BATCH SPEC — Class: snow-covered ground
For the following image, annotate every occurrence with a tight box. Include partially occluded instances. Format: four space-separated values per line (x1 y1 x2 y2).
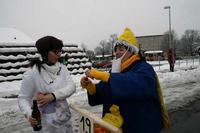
0 59 200 132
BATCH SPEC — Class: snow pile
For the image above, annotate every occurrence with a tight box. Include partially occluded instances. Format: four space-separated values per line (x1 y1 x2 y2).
158 67 200 111
0 27 34 44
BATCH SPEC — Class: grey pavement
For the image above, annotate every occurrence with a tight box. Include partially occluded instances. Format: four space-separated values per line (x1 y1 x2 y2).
161 99 200 133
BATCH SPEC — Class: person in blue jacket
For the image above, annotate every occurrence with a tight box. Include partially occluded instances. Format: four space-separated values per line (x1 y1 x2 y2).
81 27 170 133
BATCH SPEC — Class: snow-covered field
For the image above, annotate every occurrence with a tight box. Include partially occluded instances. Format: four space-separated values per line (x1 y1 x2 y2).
0 59 200 133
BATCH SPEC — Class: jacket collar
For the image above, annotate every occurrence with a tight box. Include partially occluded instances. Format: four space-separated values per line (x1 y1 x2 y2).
120 54 140 72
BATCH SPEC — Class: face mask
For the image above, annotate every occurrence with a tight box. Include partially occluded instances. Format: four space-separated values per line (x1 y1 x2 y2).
111 50 128 73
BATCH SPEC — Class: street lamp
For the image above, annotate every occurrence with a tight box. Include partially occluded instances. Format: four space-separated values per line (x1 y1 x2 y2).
164 6 172 49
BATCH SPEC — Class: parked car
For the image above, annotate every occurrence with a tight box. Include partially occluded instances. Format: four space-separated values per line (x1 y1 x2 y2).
94 60 112 69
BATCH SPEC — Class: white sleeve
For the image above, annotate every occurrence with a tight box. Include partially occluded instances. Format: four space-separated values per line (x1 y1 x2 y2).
18 70 35 118
53 67 76 100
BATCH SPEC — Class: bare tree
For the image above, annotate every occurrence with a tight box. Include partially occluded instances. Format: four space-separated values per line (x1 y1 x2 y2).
95 40 107 59
162 30 178 55
180 29 200 56
81 43 87 52
80 43 95 61
109 34 118 58
86 50 95 60
94 46 102 55
94 33 118 57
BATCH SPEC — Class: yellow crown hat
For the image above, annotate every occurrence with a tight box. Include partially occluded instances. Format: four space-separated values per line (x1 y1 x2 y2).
115 27 139 54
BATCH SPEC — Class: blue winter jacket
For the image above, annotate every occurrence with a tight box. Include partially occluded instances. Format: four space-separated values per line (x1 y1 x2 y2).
88 60 163 133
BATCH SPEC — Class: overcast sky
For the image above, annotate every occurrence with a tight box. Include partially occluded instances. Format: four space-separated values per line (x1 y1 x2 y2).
0 0 199 50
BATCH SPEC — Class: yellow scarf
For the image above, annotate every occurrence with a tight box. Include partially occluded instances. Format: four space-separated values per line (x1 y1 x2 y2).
156 76 171 129
121 54 140 72
121 54 170 129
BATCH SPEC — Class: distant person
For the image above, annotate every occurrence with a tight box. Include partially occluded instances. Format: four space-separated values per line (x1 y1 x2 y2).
18 36 76 133
167 49 175 72
81 27 170 133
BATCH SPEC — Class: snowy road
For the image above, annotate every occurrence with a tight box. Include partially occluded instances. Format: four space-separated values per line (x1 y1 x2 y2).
0 81 200 133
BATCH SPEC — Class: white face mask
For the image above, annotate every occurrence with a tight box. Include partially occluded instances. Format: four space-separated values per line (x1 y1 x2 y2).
111 50 128 73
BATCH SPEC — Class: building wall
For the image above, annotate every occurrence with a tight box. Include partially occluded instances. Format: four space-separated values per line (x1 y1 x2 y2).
137 35 164 51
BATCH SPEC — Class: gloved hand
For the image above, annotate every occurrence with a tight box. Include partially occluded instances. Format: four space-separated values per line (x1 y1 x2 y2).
80 77 96 95
85 68 110 82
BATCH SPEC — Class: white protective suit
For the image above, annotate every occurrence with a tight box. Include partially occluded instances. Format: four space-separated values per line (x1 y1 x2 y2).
18 62 76 133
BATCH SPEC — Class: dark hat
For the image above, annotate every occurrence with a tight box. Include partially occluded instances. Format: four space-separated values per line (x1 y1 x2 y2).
35 36 63 56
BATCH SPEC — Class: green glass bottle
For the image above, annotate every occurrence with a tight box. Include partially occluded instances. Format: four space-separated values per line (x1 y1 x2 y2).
32 100 42 131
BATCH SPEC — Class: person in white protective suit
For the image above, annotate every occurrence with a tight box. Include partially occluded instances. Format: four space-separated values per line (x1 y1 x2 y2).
18 36 76 133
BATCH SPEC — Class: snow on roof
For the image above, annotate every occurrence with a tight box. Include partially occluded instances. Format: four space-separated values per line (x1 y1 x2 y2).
144 50 163 54
95 54 112 58
0 27 34 44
